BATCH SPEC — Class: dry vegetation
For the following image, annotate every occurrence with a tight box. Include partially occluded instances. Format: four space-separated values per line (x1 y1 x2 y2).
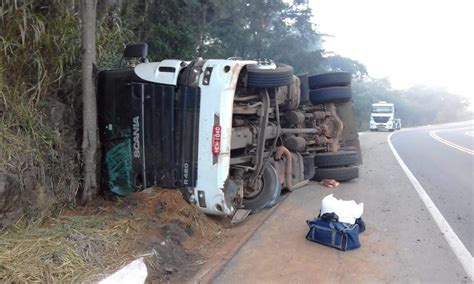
0 189 223 282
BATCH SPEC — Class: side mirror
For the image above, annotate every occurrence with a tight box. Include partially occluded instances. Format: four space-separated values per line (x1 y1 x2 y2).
123 43 148 59
120 43 149 67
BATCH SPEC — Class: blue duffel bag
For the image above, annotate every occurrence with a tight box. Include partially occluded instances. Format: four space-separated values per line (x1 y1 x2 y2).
306 215 361 251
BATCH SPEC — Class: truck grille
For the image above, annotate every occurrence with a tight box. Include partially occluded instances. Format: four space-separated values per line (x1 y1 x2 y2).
130 83 201 189
98 70 201 194
373 116 389 123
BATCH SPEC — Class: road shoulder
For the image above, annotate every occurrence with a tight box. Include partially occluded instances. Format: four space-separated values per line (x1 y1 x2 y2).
213 132 469 283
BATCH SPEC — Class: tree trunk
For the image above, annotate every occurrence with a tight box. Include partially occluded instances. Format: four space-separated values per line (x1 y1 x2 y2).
80 0 98 204
197 0 208 56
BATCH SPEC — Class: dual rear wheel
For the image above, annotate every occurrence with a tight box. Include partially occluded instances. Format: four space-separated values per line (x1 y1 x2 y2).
306 72 360 182
312 150 360 181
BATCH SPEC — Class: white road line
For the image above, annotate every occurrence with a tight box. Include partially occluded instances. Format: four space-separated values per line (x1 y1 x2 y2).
429 130 474 155
388 132 473 281
432 126 474 132
465 131 474 138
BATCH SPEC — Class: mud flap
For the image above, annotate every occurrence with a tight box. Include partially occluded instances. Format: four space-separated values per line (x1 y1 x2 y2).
231 209 252 224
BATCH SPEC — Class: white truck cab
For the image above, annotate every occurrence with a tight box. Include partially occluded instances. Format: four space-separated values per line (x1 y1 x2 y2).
369 101 396 132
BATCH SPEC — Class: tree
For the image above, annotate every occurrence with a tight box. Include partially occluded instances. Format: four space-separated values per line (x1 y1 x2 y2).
321 54 368 78
80 0 99 204
200 0 324 74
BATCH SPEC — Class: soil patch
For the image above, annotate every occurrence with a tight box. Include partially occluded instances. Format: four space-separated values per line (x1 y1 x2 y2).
0 189 226 283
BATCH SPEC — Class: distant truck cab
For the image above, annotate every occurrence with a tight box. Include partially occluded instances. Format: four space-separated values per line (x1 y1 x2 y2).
369 101 398 132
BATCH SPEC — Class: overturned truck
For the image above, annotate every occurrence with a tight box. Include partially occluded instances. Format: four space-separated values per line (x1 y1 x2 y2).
97 44 361 216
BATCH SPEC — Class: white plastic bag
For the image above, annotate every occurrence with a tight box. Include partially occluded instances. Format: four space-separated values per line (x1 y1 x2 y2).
321 194 364 224
100 257 148 284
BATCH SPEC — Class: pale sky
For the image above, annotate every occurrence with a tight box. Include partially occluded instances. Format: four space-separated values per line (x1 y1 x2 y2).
309 0 474 105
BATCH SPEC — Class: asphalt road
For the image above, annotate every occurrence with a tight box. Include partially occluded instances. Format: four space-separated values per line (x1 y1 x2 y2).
213 126 471 283
390 122 474 254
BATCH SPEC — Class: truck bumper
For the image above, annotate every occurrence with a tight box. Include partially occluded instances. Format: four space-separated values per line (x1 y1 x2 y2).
372 123 394 131
193 59 256 216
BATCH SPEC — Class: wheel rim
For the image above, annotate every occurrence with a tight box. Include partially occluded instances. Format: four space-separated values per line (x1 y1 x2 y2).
244 177 264 199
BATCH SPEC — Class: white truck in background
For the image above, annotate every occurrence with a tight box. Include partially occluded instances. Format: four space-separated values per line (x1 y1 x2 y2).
369 101 400 132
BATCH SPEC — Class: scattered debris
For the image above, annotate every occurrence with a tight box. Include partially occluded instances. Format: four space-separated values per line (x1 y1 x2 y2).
319 179 340 188
306 194 365 251
321 194 364 224
306 215 361 251
99 258 148 284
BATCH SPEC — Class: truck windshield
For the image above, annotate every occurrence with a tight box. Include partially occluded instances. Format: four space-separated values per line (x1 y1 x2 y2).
372 106 394 113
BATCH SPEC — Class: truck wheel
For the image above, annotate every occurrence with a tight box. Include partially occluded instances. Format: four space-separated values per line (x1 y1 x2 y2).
309 86 352 104
314 151 358 168
308 72 351 89
312 166 359 182
246 63 294 88
243 164 281 213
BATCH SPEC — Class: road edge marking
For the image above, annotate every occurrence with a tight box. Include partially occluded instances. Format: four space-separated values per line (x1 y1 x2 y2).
429 130 474 155
388 132 473 281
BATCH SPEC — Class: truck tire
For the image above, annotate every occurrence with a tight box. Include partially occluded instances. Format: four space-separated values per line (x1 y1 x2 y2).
309 86 352 104
243 164 281 213
314 151 358 168
308 72 351 89
246 63 294 88
312 166 359 182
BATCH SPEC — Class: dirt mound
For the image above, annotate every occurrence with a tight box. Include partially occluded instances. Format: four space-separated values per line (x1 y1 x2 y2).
129 189 220 237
